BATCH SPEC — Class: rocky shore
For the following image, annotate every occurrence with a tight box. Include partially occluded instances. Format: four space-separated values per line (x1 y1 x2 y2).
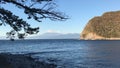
0 53 57 68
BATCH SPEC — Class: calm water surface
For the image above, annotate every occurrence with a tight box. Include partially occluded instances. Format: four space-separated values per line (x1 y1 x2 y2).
0 39 120 68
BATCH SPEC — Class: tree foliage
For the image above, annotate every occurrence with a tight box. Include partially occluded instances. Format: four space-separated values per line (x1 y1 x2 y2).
82 11 120 38
0 0 68 40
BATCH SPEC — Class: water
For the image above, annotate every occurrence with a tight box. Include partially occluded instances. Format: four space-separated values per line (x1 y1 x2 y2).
0 39 120 68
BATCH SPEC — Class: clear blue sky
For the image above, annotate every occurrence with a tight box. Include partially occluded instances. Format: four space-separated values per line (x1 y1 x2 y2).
0 0 120 36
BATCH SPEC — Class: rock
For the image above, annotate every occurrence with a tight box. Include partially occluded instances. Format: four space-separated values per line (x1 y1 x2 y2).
81 11 120 40
0 53 57 68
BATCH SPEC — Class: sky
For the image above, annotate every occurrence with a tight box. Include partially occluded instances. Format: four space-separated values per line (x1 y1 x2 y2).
0 0 120 36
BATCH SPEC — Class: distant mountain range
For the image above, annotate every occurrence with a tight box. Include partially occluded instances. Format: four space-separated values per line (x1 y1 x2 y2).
0 32 80 39
27 32 80 39
0 36 6 40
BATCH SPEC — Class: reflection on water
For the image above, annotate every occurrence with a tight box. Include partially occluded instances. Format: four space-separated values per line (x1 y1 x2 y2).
0 40 120 68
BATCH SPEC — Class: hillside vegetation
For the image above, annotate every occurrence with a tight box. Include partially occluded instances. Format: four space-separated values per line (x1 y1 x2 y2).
81 11 120 40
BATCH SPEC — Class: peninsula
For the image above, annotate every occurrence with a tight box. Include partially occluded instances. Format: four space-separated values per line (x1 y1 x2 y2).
81 11 120 40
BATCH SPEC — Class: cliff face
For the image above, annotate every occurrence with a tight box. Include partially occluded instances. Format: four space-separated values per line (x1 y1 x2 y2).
81 11 120 40
80 33 104 40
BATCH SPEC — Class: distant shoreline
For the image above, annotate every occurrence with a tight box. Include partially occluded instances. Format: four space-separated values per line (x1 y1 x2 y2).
0 39 80 41
80 38 120 40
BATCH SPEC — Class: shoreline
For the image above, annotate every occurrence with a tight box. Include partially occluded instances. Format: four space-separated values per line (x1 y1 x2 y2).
0 53 57 68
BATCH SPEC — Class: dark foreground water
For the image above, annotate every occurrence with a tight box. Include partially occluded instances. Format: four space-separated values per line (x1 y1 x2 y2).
0 39 120 68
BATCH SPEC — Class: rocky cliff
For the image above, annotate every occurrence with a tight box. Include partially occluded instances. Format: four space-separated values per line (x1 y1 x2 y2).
81 11 120 40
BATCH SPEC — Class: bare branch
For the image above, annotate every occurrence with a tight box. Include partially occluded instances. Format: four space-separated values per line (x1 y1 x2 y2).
0 0 68 40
